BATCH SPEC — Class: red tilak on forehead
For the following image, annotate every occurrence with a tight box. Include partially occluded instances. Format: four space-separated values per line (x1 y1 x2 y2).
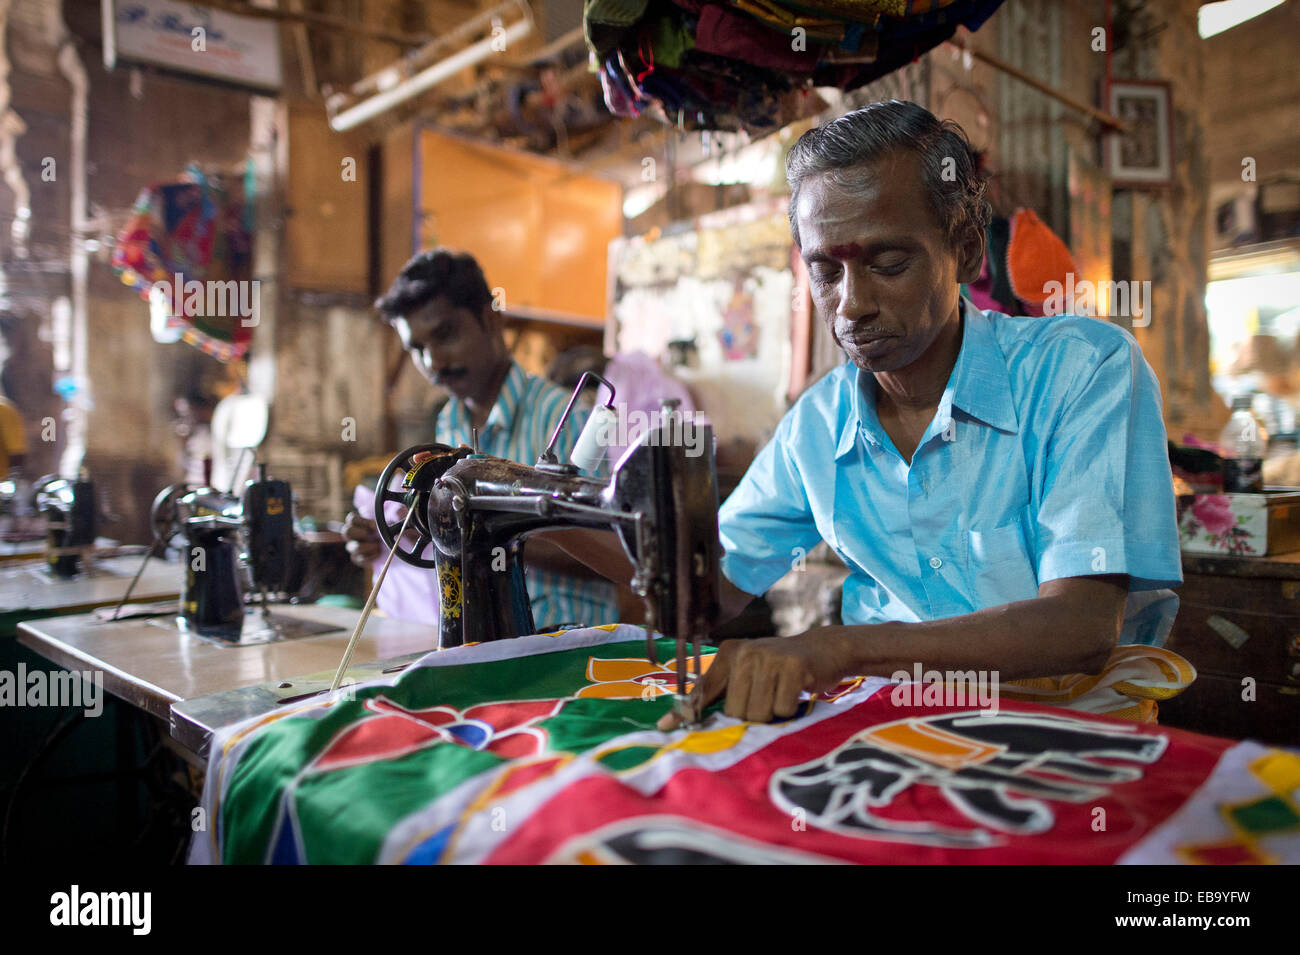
827 243 866 260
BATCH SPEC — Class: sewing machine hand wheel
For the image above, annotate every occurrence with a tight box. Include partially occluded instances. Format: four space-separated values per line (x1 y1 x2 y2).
150 483 192 545
374 443 465 569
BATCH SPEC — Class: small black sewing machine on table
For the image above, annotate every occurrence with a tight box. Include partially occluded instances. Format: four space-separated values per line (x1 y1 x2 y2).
140 463 327 644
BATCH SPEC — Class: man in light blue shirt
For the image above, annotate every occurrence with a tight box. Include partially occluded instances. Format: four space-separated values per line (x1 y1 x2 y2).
719 297 1182 633
559 102 1182 725
681 102 1182 723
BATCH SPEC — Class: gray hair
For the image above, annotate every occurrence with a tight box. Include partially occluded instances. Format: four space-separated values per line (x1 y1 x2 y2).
786 100 991 250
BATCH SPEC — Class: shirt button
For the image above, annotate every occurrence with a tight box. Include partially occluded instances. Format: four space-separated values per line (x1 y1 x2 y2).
928 557 943 570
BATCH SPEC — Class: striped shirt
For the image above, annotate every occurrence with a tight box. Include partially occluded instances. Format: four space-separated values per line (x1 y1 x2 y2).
436 360 619 629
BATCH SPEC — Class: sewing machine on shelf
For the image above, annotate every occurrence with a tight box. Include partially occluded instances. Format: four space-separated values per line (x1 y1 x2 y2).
371 380 721 724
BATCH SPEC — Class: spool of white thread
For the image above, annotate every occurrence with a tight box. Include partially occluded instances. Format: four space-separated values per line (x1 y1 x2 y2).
571 404 617 472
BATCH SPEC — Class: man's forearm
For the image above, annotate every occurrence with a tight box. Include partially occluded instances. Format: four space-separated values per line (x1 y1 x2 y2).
528 529 632 583
543 529 758 621
814 583 1123 683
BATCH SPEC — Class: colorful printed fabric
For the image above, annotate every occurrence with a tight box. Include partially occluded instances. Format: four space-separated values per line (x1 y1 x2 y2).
1002 644 1197 724
112 173 254 362
191 625 1299 865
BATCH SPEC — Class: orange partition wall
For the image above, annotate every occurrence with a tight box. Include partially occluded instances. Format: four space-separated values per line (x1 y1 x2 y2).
414 130 623 324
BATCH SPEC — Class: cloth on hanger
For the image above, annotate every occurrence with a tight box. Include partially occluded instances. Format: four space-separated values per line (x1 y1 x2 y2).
965 215 1017 313
641 11 695 68
586 0 653 59
585 0 1006 131
1006 207 1077 315
600 57 645 116
113 167 254 362
815 0 1006 92
730 0 846 42
695 5 821 72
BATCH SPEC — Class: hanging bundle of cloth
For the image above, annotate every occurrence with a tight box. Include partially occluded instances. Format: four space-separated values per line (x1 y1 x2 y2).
965 208 1080 317
584 0 1006 131
112 165 255 362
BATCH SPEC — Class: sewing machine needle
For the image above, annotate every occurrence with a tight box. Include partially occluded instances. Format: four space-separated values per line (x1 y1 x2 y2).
694 635 702 707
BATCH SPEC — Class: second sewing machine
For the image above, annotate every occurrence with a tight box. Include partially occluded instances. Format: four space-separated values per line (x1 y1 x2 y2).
365 376 722 723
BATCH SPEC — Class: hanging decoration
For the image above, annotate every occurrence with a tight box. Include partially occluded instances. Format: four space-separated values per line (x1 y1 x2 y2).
112 164 255 362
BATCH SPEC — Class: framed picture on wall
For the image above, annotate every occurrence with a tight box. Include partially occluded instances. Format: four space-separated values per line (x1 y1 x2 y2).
1106 80 1174 187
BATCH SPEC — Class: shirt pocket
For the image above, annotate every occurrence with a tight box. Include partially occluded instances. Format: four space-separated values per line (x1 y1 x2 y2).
965 512 1039 608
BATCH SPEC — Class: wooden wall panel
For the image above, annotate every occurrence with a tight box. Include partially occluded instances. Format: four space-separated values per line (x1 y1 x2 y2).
381 122 416 289
539 176 623 319
414 130 620 324
286 105 370 292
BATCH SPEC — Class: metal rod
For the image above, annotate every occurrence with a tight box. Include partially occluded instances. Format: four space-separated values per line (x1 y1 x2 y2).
538 371 616 465
693 635 702 707
676 634 686 697
463 495 637 524
330 507 417 692
227 447 252 495
942 39 1130 132
329 14 534 131
107 539 160 622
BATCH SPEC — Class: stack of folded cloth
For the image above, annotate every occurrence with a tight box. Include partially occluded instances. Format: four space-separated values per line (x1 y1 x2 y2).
585 0 1005 131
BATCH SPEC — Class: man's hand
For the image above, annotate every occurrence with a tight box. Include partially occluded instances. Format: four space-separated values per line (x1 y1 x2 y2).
342 510 384 566
654 574 1131 732
657 630 851 730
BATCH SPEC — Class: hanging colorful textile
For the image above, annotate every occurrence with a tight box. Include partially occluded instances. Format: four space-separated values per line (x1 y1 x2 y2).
1006 207 1079 316
192 624 1299 865
112 166 255 362
585 0 1007 131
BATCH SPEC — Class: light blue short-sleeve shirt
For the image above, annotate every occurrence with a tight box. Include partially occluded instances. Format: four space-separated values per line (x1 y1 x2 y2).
718 300 1183 646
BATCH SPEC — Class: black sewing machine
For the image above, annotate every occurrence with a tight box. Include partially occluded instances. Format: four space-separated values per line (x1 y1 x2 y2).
32 472 98 578
373 388 721 721
150 463 295 640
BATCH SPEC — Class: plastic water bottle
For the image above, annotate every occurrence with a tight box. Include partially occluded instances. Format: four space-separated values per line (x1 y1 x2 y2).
1220 395 1267 492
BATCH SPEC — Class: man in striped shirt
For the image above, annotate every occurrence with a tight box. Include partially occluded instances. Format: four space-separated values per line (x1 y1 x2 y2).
344 248 619 630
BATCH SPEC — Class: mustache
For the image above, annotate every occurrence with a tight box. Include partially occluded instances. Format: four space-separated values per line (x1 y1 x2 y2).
433 367 468 385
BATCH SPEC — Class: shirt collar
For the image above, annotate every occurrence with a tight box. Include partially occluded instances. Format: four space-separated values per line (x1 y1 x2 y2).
949 299 1019 434
450 359 527 439
835 297 1018 459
